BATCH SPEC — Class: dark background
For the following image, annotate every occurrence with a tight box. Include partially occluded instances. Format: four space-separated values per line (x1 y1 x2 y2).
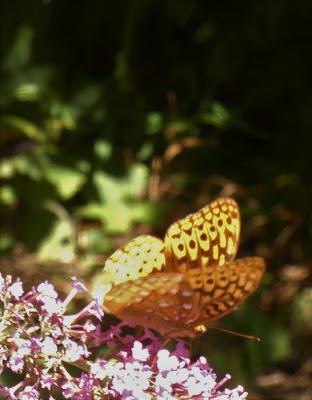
1 1 312 398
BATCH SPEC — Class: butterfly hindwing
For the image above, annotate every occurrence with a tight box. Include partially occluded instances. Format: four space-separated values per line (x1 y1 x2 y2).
103 272 201 337
199 257 266 323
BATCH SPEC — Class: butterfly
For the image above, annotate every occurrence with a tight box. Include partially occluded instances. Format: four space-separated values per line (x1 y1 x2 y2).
102 198 265 338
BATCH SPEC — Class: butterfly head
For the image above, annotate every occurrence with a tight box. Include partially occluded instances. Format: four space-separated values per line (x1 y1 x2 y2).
165 324 207 339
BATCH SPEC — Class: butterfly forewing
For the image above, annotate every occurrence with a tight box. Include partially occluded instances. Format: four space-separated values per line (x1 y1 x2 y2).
164 198 240 290
104 235 165 285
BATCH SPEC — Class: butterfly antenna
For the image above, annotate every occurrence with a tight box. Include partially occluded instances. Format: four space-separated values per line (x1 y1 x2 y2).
209 326 261 342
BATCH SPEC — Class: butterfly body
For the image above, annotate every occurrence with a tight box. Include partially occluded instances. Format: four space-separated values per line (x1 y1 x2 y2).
103 198 265 338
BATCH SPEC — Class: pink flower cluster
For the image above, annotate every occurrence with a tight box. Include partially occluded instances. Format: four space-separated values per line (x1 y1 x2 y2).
0 273 248 399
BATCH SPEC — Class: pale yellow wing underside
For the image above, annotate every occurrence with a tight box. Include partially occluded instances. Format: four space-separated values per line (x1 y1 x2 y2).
103 235 165 285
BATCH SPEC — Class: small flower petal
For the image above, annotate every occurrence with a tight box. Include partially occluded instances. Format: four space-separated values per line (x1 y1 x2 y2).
9 280 24 299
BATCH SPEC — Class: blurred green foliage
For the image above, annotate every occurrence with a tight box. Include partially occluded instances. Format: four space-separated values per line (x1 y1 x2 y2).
1 1 312 398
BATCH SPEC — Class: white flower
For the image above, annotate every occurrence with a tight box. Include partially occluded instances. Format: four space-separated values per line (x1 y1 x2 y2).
224 385 248 400
8 280 24 299
157 349 179 371
131 341 149 361
41 337 58 356
155 373 173 395
19 385 39 400
83 320 96 332
90 360 107 379
166 367 188 384
41 296 64 315
13 338 32 357
104 360 124 378
0 273 5 296
37 282 58 299
111 361 152 400
63 338 89 362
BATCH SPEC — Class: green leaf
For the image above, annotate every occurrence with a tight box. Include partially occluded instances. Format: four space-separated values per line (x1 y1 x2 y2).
45 165 86 199
0 231 13 251
127 163 149 197
77 202 133 233
0 186 17 206
49 102 76 130
0 155 42 180
76 203 106 220
0 115 46 142
3 25 34 72
79 228 112 254
38 219 75 262
146 112 164 135
199 102 230 128
131 201 169 228
137 142 154 161
93 171 124 203
14 82 41 102
94 139 112 160
267 325 291 362
72 84 102 109
100 203 133 233
292 288 312 331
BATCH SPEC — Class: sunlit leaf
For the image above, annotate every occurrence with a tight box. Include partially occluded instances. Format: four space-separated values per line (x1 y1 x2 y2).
38 219 75 263
0 155 42 180
49 102 76 130
93 171 124 203
94 139 112 160
76 203 106 220
15 82 40 101
0 115 46 142
78 227 112 254
45 165 86 199
100 203 133 233
127 163 149 197
77 202 132 233
0 185 17 206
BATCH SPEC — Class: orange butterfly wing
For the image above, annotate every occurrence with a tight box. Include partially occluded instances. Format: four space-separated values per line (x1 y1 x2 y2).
197 257 265 323
104 272 201 337
104 258 265 337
